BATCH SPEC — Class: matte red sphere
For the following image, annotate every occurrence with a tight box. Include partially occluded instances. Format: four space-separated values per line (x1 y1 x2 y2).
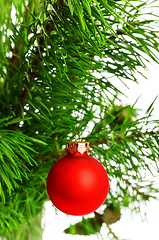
47 151 109 216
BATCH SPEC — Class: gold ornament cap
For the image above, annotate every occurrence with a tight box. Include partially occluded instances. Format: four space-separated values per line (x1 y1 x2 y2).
67 141 90 154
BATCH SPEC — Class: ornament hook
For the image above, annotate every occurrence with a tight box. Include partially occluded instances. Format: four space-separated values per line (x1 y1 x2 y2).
75 130 81 142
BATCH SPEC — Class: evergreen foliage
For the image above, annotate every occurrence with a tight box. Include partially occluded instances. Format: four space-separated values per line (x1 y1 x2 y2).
0 0 159 239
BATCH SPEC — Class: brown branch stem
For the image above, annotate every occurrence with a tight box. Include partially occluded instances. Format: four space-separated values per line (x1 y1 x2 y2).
92 130 157 146
107 224 119 240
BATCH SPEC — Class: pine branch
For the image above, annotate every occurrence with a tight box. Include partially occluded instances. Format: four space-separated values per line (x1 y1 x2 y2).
15 44 44 118
92 130 157 146
4 213 43 240
0 160 48 237
5 22 53 121
123 179 150 201
35 129 158 164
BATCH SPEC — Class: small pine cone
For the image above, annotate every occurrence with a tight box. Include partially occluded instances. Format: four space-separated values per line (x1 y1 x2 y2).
102 206 121 225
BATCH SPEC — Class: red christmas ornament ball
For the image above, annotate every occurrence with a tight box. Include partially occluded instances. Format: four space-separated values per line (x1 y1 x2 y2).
47 142 109 216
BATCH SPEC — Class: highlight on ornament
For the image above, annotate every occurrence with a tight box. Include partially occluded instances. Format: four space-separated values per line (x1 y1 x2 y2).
46 141 109 216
